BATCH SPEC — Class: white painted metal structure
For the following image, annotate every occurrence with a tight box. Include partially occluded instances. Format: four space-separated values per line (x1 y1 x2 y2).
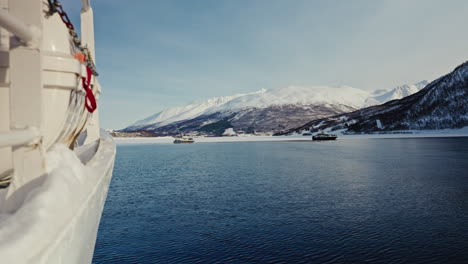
0 0 115 263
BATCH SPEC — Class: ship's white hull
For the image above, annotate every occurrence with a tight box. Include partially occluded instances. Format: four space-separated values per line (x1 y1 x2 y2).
0 132 116 263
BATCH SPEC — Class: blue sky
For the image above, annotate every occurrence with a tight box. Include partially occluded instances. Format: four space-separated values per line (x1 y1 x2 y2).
62 0 468 129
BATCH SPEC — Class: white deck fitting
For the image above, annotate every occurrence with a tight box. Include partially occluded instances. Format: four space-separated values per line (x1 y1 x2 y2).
0 9 39 46
0 0 115 263
0 127 39 148
81 4 100 145
6 0 46 207
0 0 10 181
0 133 116 264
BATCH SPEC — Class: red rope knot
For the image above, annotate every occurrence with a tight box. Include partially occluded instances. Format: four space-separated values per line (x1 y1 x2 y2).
82 66 97 113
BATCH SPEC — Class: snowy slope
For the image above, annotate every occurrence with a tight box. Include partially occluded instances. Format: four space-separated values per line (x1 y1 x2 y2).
280 63 468 134
216 85 370 110
127 91 261 130
126 85 372 131
124 81 428 134
365 80 429 106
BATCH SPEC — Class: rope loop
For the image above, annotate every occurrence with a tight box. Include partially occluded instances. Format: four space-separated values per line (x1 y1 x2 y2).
81 66 97 113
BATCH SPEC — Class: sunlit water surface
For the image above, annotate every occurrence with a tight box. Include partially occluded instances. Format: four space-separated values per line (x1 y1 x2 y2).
93 138 468 263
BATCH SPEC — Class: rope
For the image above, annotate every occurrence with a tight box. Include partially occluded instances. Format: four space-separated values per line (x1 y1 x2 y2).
82 66 97 113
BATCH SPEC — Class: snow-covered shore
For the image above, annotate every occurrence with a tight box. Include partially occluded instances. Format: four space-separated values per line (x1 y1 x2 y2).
113 127 468 145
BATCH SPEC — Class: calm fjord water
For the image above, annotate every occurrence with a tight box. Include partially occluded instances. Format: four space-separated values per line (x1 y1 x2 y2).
93 138 468 264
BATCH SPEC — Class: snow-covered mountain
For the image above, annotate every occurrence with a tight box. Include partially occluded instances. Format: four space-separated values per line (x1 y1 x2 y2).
365 80 429 106
128 91 260 130
122 81 428 136
217 85 371 109
277 62 468 135
126 85 370 131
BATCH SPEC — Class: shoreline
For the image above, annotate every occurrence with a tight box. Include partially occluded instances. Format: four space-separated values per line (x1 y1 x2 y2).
113 127 468 145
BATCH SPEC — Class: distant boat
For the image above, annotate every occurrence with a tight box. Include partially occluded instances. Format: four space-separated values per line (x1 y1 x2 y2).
312 132 337 141
302 132 312 136
174 137 195 144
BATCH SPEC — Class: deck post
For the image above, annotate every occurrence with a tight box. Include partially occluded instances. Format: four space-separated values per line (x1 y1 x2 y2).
0 0 12 187
81 1 100 144
3 0 45 212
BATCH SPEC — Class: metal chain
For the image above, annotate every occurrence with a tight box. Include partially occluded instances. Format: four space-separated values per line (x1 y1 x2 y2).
47 0 98 76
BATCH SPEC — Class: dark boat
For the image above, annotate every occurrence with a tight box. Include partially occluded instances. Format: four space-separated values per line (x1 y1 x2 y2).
312 132 337 141
173 137 195 144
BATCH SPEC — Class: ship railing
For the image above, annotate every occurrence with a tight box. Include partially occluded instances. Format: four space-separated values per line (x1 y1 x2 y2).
0 9 39 46
0 127 40 148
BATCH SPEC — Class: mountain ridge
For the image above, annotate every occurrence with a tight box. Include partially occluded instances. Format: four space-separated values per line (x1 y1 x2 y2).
123 81 427 135
275 62 468 135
